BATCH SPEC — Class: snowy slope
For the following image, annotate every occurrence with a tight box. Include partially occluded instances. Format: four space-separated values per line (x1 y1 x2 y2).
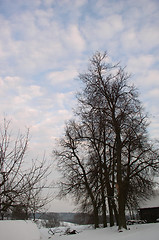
40 223 159 240
0 220 40 240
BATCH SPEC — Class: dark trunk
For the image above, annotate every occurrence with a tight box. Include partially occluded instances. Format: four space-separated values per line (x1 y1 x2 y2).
93 205 99 228
102 197 107 227
118 190 127 229
115 123 127 230
112 199 119 226
108 197 114 226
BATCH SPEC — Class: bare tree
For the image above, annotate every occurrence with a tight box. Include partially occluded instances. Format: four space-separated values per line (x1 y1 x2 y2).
76 52 159 229
55 121 100 228
19 158 53 220
0 118 29 219
0 117 53 219
55 52 159 230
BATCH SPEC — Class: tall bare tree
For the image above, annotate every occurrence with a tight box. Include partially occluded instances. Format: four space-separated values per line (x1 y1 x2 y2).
55 52 159 230
77 52 159 229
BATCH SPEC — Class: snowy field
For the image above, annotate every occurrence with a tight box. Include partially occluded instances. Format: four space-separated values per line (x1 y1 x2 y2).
40 222 159 240
0 220 159 240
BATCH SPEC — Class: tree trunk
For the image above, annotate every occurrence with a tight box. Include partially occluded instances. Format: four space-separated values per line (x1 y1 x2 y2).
99 155 107 228
108 198 114 226
115 126 127 230
118 190 127 229
33 211 36 221
93 205 99 228
112 199 119 226
102 197 107 227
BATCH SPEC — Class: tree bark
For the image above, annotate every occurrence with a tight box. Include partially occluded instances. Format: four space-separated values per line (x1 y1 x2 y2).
93 205 99 228
115 125 127 230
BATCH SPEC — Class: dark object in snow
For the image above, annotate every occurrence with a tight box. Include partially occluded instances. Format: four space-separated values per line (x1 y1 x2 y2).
69 230 77 234
126 219 146 225
65 228 77 235
48 228 54 235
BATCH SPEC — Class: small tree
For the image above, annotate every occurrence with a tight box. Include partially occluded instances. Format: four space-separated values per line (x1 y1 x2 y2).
55 121 100 228
0 118 29 219
19 158 53 220
0 117 53 219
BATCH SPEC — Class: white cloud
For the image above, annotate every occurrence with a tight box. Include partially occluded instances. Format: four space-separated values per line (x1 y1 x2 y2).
121 28 139 49
0 74 75 161
142 70 159 87
53 0 86 8
94 0 124 17
43 0 55 7
48 68 78 85
0 76 22 99
53 91 75 109
0 7 86 76
29 85 44 96
139 26 159 50
5 76 22 85
63 24 85 52
2 80 44 107
127 55 156 74
82 14 123 45
149 88 159 97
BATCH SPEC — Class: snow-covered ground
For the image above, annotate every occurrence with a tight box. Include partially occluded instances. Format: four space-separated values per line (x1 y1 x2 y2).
0 220 159 240
0 220 40 240
40 222 159 240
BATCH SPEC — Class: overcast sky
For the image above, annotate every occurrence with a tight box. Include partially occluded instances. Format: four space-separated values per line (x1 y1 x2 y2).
0 0 159 212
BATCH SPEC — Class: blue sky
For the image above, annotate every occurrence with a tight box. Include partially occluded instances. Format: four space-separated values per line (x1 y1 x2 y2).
0 0 159 211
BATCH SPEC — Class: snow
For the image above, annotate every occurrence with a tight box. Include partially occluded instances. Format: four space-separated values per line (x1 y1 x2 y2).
1 220 159 240
0 220 40 240
39 222 159 240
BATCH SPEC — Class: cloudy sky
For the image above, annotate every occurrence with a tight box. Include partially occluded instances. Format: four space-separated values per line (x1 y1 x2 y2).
0 0 159 212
